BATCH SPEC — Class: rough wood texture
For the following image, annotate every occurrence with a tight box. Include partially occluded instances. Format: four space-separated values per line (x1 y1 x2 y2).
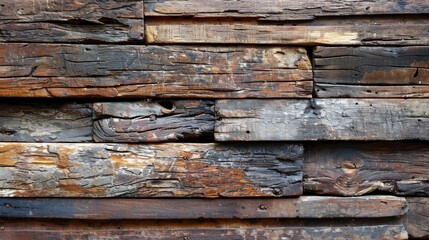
314 46 429 98
145 17 429 45
0 44 312 98
215 99 429 141
0 143 303 197
0 0 144 43
0 219 408 240
93 100 215 142
304 143 429 196
404 198 429 239
145 0 429 20
0 196 407 219
0 102 92 142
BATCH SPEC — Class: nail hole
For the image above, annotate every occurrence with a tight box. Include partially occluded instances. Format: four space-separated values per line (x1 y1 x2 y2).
366 6 370 10
246 130 250 134
258 205 268 211
158 100 174 110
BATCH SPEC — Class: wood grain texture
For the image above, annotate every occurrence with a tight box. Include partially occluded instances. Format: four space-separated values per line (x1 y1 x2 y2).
145 17 429 45
0 44 312 98
0 196 407 219
93 100 215 142
0 102 92 142
0 0 143 43
0 142 303 197
304 142 429 196
145 0 429 20
215 99 429 141
0 219 408 240
314 46 429 98
404 198 429 239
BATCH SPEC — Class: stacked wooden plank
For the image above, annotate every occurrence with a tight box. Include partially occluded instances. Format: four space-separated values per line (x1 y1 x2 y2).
0 0 428 239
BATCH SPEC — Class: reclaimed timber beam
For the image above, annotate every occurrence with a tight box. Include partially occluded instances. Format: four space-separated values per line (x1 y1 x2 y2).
0 219 408 240
314 46 429 98
145 0 429 21
93 100 215 142
0 196 407 219
0 142 303 197
404 198 429 239
215 99 429 141
304 142 429 196
0 102 92 142
0 0 144 43
0 44 312 98
145 17 429 45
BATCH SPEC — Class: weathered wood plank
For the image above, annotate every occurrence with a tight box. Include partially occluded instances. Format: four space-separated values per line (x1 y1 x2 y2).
0 143 303 197
315 84 429 98
0 196 407 219
0 219 408 240
0 102 92 142
404 198 429 239
145 17 429 45
215 99 429 141
304 142 429 196
93 100 215 142
145 0 429 21
0 44 312 98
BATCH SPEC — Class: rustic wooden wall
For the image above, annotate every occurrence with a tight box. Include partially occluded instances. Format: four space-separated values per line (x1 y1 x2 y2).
0 0 428 239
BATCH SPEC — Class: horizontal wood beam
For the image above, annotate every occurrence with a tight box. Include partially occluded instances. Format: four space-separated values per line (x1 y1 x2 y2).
404 197 429 239
215 99 429 141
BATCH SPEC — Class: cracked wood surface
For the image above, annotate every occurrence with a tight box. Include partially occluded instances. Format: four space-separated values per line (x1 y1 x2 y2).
314 46 429 98
0 102 92 142
0 142 303 197
145 0 429 21
404 197 429 239
0 0 144 43
304 142 429 196
93 100 215 142
215 99 429 141
0 44 312 98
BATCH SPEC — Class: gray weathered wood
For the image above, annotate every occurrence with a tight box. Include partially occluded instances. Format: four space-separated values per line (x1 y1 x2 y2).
304 142 429 196
0 196 407 219
0 143 303 197
0 0 144 43
215 99 429 141
0 102 92 142
404 198 429 239
93 100 215 142
315 84 429 98
0 44 312 98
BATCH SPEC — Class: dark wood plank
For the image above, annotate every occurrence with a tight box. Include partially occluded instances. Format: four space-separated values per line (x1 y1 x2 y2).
0 44 312 98
215 99 429 141
146 17 429 45
0 142 303 197
404 197 429 239
0 196 407 219
0 102 92 142
304 142 429 196
93 100 215 142
145 0 429 20
0 0 143 43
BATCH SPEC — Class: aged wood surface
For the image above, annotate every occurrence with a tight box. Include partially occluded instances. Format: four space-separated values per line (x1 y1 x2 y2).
0 219 408 240
0 44 312 98
145 0 429 20
0 143 303 197
0 196 407 219
404 197 429 239
145 17 429 45
0 102 92 142
0 0 144 43
314 46 429 98
304 143 429 196
215 99 429 141
93 100 215 142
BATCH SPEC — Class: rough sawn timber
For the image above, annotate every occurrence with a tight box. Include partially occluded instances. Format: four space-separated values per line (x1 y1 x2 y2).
304 142 429 196
0 0 144 43
215 99 429 141
0 142 303 197
93 100 215 142
403 197 429 239
0 44 312 98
